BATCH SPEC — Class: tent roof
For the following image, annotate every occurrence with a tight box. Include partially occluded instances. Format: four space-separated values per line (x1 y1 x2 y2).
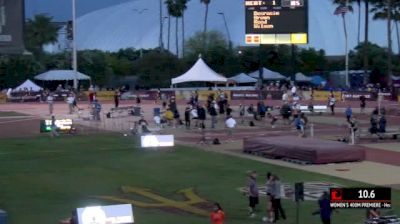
34 70 91 81
310 75 327 85
13 79 43 92
171 58 227 85
228 73 258 83
248 68 286 80
295 72 312 82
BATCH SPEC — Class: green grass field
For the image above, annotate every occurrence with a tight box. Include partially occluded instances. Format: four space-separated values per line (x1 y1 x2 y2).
0 134 398 224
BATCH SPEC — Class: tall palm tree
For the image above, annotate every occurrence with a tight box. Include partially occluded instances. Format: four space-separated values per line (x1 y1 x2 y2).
177 0 189 57
371 0 399 83
200 0 211 33
357 0 362 44
159 0 164 51
165 0 174 51
167 0 181 56
363 0 370 83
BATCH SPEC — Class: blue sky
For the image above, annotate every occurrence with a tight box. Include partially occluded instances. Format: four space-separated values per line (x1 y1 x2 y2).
25 0 393 55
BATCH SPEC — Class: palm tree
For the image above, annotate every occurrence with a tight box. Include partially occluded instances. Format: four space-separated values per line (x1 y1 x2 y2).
200 0 211 33
159 0 164 51
356 0 362 44
167 0 181 56
177 0 189 57
165 0 174 51
371 0 399 83
25 14 60 55
363 0 370 83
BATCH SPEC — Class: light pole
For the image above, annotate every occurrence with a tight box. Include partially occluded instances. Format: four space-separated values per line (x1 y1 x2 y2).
345 0 349 88
72 0 78 90
217 12 232 49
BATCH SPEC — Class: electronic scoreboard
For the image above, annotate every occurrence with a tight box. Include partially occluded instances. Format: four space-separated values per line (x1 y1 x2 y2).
245 0 308 44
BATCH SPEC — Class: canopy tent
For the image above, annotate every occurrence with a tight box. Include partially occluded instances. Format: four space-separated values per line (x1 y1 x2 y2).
171 58 227 85
13 79 43 92
34 70 91 81
295 73 312 82
228 73 258 84
310 75 327 86
248 68 286 80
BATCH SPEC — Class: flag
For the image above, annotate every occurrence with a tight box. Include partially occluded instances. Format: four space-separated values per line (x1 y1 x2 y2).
334 6 349 15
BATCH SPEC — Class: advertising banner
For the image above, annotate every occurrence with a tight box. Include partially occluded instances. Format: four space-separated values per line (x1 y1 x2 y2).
0 0 25 54
312 91 341 101
231 90 260 100
342 92 377 101
92 91 115 101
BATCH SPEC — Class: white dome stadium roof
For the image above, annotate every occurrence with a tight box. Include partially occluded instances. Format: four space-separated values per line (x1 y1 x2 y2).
73 0 390 55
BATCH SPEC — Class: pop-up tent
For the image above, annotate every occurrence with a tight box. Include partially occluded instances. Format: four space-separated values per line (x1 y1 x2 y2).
310 75 327 86
171 57 227 85
13 79 43 92
228 73 258 84
248 68 286 80
295 73 312 82
34 70 91 81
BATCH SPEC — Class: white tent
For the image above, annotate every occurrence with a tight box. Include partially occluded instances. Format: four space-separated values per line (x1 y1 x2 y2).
13 79 43 92
248 68 286 80
228 73 258 84
295 73 312 82
34 70 91 81
171 58 227 85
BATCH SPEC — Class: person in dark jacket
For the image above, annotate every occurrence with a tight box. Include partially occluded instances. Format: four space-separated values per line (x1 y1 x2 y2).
184 106 191 129
209 102 218 129
226 104 232 117
197 104 207 129
313 191 333 224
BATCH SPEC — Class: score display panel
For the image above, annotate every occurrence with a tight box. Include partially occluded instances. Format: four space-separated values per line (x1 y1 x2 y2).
330 188 391 209
245 0 308 44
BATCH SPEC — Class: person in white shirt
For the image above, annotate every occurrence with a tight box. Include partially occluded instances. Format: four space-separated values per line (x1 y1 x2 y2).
47 94 54 115
282 92 288 103
66 94 75 114
225 116 237 137
291 86 297 96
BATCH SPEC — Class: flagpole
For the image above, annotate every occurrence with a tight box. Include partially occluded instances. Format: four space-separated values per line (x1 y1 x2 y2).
72 0 78 90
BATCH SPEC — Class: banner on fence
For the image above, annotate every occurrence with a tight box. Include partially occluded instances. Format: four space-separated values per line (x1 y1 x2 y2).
312 91 341 101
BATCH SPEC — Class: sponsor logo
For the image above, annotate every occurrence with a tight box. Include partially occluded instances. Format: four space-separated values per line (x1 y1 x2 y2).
95 186 209 216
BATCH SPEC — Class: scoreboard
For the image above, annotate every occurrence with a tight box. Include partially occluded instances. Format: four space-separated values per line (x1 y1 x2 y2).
245 0 308 45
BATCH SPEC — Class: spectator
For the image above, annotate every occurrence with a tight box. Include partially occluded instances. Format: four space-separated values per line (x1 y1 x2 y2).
369 113 380 138
197 104 207 129
263 172 274 223
345 105 353 122
138 116 150 134
313 191 333 224
328 93 336 115
359 95 366 113
226 104 232 118
66 94 75 114
210 203 225 224
247 171 259 218
184 106 191 129
378 114 387 133
114 90 120 108
225 115 236 138
272 175 286 222
239 104 245 124
93 100 102 121
209 102 218 129
47 93 54 115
